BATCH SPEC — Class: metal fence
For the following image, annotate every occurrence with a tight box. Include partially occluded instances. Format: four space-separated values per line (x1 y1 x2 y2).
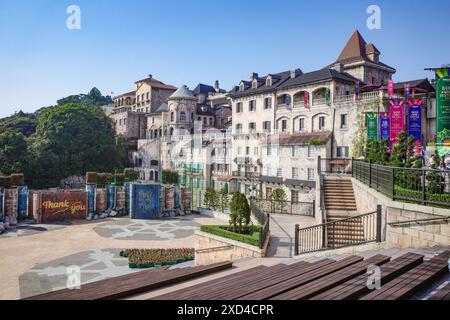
252 198 315 216
352 160 450 208
249 198 270 249
294 206 382 255
319 157 353 174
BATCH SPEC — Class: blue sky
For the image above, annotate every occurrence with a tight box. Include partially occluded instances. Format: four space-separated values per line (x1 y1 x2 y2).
0 0 449 117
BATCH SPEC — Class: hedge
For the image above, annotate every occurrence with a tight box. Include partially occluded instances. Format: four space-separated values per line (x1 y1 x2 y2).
200 225 261 247
114 173 125 186
124 168 139 182
0 174 24 188
0 176 13 188
394 186 450 205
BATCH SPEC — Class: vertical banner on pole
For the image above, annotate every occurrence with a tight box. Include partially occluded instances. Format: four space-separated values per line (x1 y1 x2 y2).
17 185 28 219
0 187 4 220
367 113 378 141
388 80 394 99
407 99 423 142
435 70 450 158
86 184 95 218
304 91 309 108
389 99 405 146
355 81 360 101
380 113 390 141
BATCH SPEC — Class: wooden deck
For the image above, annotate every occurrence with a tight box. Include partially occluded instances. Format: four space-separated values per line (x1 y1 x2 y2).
150 250 450 300
24 261 232 300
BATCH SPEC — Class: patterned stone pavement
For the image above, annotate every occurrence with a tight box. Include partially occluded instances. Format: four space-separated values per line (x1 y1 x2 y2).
0 215 223 300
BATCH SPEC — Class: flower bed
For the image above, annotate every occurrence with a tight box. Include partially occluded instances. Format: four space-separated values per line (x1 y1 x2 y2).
120 248 195 269
200 225 261 247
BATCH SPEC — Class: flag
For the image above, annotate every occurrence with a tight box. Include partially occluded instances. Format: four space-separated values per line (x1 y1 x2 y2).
304 91 309 108
405 83 411 100
388 80 394 99
354 81 360 101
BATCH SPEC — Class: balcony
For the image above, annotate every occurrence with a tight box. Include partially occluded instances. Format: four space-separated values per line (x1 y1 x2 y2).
232 171 261 179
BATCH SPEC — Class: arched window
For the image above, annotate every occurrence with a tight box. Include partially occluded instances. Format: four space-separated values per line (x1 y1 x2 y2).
149 171 154 181
171 112 174 122
170 127 174 136
180 111 186 121
191 112 194 121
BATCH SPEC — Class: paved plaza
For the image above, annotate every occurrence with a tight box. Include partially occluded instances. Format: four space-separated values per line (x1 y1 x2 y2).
0 215 222 300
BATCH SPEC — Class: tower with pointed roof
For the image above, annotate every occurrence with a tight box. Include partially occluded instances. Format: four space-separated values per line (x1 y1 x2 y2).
331 30 396 86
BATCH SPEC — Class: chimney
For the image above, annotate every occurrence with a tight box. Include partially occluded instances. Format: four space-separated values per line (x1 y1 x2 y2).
251 73 258 80
290 70 297 79
148 74 153 80
214 80 220 92
330 63 343 73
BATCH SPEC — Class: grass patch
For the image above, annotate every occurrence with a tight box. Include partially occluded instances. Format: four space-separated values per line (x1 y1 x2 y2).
200 225 261 247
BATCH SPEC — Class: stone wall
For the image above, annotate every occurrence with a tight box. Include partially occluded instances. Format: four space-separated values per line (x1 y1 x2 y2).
195 230 268 266
352 178 450 248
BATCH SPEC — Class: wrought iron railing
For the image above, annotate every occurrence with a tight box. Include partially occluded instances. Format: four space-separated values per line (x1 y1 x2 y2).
252 198 315 216
294 206 382 255
250 198 270 249
319 157 353 174
352 159 450 208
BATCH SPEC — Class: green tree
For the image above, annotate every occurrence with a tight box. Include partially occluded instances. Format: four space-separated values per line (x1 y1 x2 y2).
0 111 38 137
218 188 229 213
270 188 288 213
0 129 28 174
27 103 128 188
204 187 219 210
229 192 251 233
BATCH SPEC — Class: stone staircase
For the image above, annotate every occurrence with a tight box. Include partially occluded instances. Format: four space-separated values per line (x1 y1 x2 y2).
323 178 362 247
323 178 357 213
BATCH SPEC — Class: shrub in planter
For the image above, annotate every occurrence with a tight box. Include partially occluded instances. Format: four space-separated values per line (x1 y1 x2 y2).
122 248 195 268
104 173 114 185
96 173 107 187
124 168 139 182
200 225 261 247
10 174 24 186
115 173 125 186
0 176 13 188
86 172 97 184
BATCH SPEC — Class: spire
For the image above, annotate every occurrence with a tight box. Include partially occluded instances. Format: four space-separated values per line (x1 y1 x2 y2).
336 30 368 62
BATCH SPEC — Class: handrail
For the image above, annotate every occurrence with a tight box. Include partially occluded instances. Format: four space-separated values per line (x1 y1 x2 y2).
294 206 382 255
388 216 449 228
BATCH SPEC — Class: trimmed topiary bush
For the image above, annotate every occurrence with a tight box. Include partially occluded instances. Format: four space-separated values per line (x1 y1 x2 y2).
0 176 13 188
86 172 97 184
10 174 24 187
115 173 125 186
124 168 139 182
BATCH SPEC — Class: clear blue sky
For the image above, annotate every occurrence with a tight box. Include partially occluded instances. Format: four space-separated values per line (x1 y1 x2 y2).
0 0 449 117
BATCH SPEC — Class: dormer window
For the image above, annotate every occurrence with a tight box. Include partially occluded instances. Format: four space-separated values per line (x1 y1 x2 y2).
266 76 272 87
239 82 245 92
252 79 258 89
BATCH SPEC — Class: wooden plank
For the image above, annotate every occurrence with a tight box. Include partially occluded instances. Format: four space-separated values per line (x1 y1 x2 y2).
181 261 313 300
204 260 333 300
153 265 270 300
429 282 450 300
240 255 363 300
274 254 391 300
310 252 424 300
360 251 450 300
24 261 233 300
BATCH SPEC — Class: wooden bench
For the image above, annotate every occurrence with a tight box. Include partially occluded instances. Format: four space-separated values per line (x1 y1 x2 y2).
24 261 232 300
310 252 424 300
429 282 450 300
155 261 314 300
271 254 391 300
201 260 331 300
240 255 363 300
360 251 450 300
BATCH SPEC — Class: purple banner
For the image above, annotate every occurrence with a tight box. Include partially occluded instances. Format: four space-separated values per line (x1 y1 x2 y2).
380 113 390 141
407 99 422 142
